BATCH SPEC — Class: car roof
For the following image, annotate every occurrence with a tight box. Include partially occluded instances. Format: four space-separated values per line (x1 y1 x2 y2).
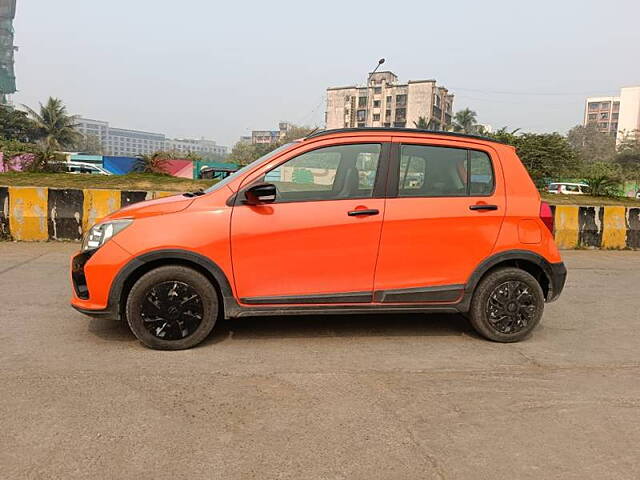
549 182 589 186
67 161 101 167
305 127 508 145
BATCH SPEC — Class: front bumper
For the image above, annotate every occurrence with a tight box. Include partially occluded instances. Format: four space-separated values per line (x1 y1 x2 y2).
71 303 119 320
547 261 567 302
69 240 132 320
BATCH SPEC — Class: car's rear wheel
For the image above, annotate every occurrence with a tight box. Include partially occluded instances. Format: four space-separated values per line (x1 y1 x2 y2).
126 266 218 350
469 267 544 342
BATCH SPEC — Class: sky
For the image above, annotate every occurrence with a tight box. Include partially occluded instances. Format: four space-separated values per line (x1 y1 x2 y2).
12 0 640 147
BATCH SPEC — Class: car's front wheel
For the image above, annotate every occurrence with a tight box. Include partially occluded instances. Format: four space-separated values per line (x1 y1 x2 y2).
469 267 544 342
126 265 219 350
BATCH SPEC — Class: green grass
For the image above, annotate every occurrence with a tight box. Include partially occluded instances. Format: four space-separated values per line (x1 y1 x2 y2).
540 192 640 206
0 172 217 192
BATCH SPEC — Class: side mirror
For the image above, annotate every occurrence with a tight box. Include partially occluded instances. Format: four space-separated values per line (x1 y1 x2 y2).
244 183 277 205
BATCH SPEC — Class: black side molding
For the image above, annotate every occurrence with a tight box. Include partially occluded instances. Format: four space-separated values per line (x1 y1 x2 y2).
241 291 372 305
373 285 464 303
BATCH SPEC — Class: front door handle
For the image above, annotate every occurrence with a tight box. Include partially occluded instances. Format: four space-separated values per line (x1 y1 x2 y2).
348 209 380 217
469 204 498 211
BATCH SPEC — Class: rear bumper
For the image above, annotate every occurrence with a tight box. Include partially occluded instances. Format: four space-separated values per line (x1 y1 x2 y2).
547 261 567 302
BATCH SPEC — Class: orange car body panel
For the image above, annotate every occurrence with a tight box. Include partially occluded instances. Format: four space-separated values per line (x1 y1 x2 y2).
70 129 563 315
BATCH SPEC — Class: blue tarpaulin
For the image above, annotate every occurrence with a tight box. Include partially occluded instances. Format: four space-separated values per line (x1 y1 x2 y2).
102 156 137 175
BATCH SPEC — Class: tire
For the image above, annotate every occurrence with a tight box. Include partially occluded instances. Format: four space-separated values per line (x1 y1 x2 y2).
469 267 544 343
126 265 219 350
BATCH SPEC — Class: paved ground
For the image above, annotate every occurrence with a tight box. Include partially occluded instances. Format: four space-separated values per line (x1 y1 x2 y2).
1 243 639 479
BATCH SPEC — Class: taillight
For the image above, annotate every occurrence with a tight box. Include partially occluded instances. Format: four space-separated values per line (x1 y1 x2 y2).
539 202 554 233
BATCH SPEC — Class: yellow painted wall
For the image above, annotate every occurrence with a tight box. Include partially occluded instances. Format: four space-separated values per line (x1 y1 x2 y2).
554 206 579 249
153 191 176 199
602 206 627 249
82 189 121 232
8 187 48 241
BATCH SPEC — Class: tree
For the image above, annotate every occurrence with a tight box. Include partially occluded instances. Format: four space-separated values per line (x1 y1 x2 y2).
566 124 616 164
452 108 478 134
617 129 640 154
24 144 66 173
487 127 521 144
22 97 81 149
229 140 262 166
229 124 318 166
413 116 429 129
0 105 38 142
72 133 103 155
581 161 622 196
133 152 172 174
281 125 316 143
614 150 640 190
487 129 580 185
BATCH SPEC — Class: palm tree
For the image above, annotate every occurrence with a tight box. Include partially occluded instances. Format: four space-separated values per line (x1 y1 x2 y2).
452 108 478 134
22 97 81 149
413 116 429 129
134 152 172 174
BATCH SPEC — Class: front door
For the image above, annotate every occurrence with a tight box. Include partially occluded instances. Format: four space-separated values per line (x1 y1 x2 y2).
373 139 506 301
231 142 389 304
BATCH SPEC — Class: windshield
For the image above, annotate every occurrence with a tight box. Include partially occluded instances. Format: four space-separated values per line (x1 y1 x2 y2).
204 142 295 193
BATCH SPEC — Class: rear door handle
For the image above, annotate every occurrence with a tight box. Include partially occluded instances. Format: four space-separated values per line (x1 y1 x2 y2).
348 209 380 216
469 204 498 211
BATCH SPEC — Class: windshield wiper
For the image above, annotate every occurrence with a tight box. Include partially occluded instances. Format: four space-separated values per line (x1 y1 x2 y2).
182 189 206 198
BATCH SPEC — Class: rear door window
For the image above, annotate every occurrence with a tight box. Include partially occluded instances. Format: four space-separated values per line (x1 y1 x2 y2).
397 145 494 197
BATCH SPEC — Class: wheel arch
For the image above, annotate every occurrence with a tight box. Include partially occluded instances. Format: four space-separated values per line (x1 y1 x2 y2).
108 249 237 321
459 250 556 312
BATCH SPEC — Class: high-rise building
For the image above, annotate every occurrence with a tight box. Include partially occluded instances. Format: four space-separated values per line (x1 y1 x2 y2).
583 96 620 137
76 117 227 157
0 0 17 105
618 86 640 141
584 86 640 142
325 71 454 130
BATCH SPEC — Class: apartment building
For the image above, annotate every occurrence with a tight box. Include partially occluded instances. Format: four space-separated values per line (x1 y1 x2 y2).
246 122 293 145
583 96 620 136
325 71 454 130
165 138 228 157
584 86 640 142
76 118 166 156
76 117 227 157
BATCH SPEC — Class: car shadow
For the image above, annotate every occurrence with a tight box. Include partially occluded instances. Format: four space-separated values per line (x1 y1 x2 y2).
200 313 475 347
87 313 476 346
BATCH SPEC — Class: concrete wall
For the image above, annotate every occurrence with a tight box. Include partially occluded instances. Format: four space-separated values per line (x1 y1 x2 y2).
0 185 639 248
552 205 640 249
0 186 176 241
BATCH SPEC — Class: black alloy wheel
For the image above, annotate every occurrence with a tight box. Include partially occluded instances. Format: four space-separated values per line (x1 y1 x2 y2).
486 280 537 335
126 266 219 350
469 267 544 343
140 281 204 340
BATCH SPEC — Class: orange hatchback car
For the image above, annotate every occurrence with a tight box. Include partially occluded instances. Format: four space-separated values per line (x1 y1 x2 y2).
71 128 566 350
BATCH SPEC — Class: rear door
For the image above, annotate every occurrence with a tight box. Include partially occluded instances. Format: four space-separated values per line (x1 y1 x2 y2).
373 138 505 302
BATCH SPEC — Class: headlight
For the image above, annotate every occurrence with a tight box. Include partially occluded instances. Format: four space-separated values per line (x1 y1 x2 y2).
81 219 133 251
